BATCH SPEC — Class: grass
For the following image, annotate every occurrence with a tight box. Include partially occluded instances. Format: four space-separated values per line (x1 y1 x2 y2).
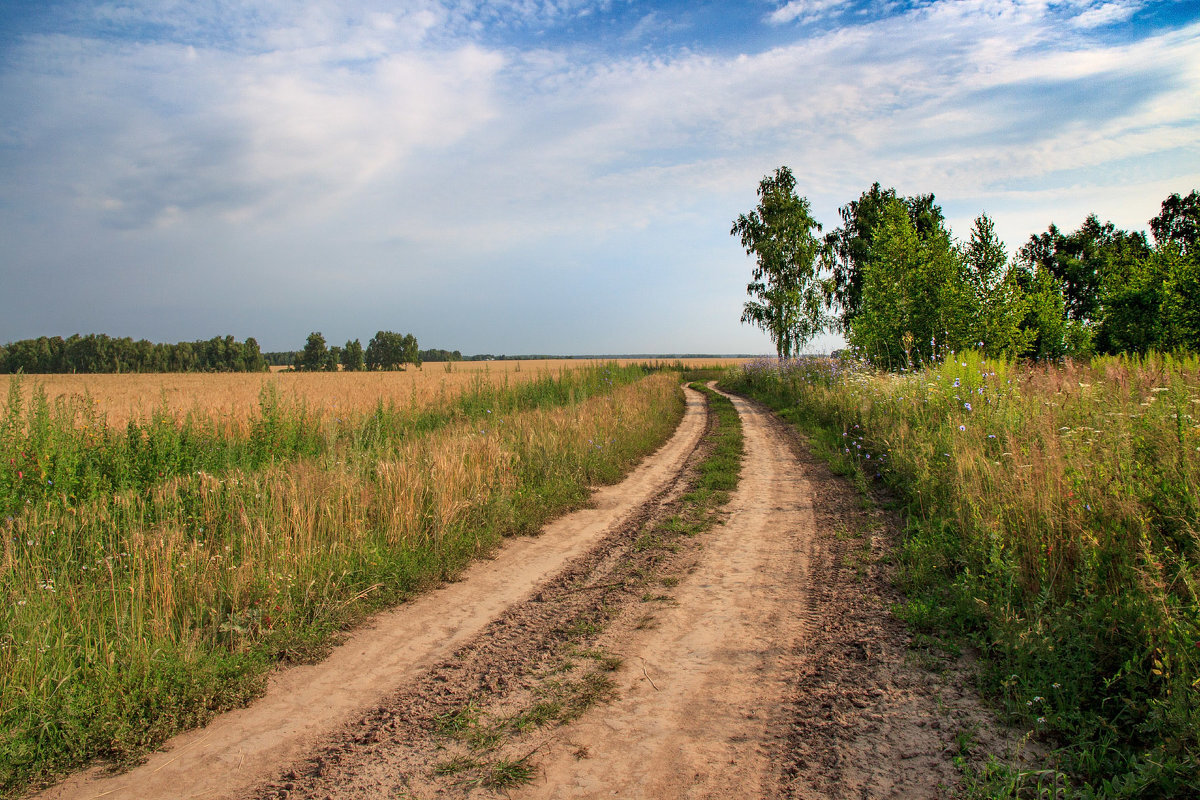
724 351 1200 798
0 365 685 797
0 362 663 519
0 358 747 429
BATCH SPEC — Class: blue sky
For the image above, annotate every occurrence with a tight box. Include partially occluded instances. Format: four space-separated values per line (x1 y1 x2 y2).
2 0 1198 355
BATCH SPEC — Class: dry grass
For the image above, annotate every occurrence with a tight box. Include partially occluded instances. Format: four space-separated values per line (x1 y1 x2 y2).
3 359 746 428
730 352 1200 795
1 369 685 794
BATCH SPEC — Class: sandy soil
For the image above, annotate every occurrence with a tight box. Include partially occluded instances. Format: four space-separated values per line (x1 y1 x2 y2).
33 384 1024 800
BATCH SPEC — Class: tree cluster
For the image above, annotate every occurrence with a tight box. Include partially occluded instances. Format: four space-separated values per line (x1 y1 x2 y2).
292 331 421 371
0 334 267 374
419 348 463 362
733 170 1199 366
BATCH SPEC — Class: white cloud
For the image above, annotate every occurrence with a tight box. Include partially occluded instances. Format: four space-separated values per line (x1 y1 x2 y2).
1069 1 1143 29
2 0 1198 350
767 0 847 26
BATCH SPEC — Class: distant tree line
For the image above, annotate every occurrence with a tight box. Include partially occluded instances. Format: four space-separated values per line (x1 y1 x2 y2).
263 351 300 367
0 334 267 374
734 169 1199 366
291 331 439 371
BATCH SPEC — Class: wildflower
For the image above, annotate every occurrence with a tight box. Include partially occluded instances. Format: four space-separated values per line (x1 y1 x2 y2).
964 402 972 411
1037 717 1046 725
1052 683 1061 689
959 425 966 432
987 434 996 439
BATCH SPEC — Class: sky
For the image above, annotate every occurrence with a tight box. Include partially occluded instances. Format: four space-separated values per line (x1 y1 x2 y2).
1 0 1198 355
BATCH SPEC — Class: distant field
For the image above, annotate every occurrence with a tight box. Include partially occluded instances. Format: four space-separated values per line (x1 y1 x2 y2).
3 358 747 428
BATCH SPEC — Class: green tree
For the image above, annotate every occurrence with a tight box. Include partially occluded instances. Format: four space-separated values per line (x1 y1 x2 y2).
299 332 328 372
961 214 1034 358
1018 216 1150 324
325 345 342 372
341 339 365 371
821 183 953 334
731 166 827 358
1150 190 1200 255
402 333 421 369
366 331 420 370
846 199 973 368
1150 190 1200 352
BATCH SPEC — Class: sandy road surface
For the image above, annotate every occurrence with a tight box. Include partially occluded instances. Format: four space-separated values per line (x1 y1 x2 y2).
512 388 820 798
34 388 709 800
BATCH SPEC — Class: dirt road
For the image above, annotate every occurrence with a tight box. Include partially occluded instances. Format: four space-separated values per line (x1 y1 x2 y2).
36 384 1016 800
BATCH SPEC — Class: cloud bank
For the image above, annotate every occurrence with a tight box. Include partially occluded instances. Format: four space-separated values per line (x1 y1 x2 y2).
1 0 1197 353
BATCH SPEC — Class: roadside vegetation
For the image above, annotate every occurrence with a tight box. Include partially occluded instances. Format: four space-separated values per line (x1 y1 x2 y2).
726 352 1199 797
730 166 1198 796
0 363 683 797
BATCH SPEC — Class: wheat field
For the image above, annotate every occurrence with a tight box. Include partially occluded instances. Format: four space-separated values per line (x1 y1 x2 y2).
2 358 745 428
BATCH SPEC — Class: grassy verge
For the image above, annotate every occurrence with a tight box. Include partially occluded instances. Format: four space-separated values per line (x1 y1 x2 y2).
0 364 655 520
0 369 683 797
428 381 744 789
724 352 1199 799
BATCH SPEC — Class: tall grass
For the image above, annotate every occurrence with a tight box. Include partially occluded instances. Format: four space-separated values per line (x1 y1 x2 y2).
0 364 654 519
0 358 746 429
0 367 683 796
727 352 1199 798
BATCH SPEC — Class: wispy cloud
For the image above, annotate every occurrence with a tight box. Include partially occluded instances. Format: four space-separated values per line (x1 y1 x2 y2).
766 0 848 26
1069 1 1144 29
1 0 1197 351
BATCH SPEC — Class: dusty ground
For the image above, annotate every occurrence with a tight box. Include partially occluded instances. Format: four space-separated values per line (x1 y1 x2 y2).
34 384 1025 800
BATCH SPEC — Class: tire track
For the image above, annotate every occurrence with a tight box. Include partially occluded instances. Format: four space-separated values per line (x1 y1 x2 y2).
509 385 821 798
33 386 709 800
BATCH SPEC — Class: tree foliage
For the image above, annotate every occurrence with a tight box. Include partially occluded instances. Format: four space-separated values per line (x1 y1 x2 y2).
0 334 267 374
731 166 827 358
365 331 420 370
297 332 329 372
733 170 1198 367
846 199 982 368
341 339 365 371
821 183 951 334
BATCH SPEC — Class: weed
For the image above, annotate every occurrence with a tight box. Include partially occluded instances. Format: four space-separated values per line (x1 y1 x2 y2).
481 757 536 789
726 352 1200 796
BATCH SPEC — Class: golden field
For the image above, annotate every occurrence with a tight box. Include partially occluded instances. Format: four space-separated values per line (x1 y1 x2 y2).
2 358 748 428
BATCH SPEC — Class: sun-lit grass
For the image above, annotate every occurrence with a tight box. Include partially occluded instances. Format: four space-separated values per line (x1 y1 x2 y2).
727 351 1200 798
0 358 746 429
0 364 685 796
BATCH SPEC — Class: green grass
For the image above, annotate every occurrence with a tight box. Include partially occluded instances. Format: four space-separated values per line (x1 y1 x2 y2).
724 352 1200 799
0 367 685 797
0 364 657 520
